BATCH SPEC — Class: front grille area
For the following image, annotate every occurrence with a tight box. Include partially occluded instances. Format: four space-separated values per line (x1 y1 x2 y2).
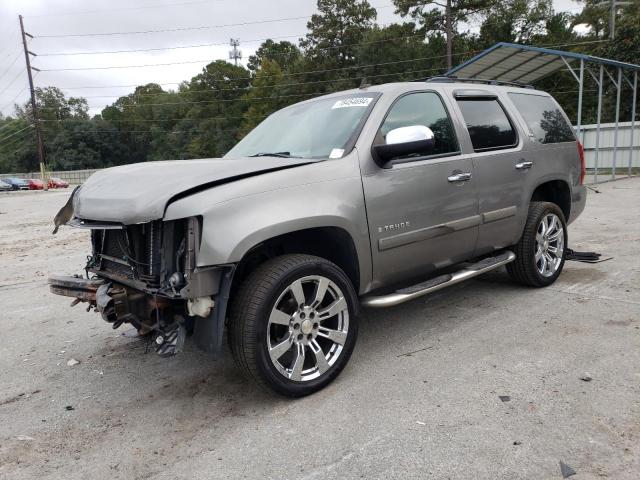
92 222 161 284
102 258 135 279
102 229 129 258
88 219 187 290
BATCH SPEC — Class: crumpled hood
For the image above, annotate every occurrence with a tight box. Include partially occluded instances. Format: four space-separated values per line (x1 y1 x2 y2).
73 157 315 224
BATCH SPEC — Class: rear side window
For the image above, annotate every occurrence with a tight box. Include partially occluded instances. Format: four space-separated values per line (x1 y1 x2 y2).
508 93 575 144
456 98 517 151
378 92 459 156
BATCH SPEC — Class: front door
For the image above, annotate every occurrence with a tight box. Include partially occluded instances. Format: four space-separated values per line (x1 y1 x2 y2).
361 91 480 289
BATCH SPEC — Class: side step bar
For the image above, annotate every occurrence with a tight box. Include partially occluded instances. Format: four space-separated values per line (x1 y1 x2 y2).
361 250 516 308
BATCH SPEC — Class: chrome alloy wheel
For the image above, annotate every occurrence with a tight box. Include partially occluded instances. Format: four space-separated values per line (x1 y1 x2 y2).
267 275 349 382
535 213 564 277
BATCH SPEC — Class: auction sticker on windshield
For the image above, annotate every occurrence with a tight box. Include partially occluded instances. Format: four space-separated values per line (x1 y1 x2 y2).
332 97 373 109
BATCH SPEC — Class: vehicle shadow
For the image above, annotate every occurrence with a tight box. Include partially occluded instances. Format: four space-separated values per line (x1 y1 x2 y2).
83 268 526 405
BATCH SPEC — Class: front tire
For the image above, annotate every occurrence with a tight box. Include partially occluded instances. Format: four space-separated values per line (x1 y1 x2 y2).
507 201 567 287
228 254 359 397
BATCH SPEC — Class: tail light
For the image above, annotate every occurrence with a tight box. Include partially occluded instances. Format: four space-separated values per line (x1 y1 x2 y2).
576 140 586 185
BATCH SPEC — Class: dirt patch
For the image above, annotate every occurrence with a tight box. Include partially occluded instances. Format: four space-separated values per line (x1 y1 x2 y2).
605 319 633 327
558 266 608 284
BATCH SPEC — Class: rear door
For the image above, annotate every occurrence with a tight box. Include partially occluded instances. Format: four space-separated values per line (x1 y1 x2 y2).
361 90 479 288
452 92 527 254
506 90 580 205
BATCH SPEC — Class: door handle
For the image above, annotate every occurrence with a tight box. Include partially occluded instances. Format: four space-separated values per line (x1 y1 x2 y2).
515 160 533 170
447 172 472 182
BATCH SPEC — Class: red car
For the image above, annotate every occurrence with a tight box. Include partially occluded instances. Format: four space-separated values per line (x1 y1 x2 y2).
28 178 44 190
48 177 69 189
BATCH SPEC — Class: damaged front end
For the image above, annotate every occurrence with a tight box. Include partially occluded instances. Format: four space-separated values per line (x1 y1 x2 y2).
49 217 233 357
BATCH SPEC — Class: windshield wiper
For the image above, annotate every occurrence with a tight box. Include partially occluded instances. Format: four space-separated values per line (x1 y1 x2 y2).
249 151 295 158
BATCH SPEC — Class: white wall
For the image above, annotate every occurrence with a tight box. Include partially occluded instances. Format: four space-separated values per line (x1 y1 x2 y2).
578 121 639 171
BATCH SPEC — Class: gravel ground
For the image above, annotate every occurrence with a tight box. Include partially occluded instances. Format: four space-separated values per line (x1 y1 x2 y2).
0 179 639 480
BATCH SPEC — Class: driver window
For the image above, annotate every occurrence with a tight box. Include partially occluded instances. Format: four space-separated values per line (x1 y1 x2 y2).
377 92 459 156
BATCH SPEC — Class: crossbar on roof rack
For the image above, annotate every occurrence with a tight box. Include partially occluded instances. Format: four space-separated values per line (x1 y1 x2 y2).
422 75 534 89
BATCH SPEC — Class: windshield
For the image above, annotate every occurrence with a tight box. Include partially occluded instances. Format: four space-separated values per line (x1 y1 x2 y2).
225 93 379 160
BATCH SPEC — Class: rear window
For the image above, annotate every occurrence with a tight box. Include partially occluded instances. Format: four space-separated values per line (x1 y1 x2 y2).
508 93 575 144
456 98 517 151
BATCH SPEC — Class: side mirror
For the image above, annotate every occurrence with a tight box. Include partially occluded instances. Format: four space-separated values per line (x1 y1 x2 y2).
373 125 435 167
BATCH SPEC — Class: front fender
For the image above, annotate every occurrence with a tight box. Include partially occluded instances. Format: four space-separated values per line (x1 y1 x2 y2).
164 174 373 293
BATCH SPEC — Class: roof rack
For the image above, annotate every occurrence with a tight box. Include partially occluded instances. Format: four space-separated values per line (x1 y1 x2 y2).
420 75 534 89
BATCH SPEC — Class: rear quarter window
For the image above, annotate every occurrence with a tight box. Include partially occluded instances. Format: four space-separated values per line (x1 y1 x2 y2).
508 93 575 144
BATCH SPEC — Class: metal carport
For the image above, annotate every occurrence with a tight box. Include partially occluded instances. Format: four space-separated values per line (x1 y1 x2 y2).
446 42 640 183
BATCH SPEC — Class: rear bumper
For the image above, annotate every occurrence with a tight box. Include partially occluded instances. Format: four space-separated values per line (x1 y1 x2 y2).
569 184 587 225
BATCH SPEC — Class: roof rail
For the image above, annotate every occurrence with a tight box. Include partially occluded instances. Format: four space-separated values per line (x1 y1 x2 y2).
421 75 534 89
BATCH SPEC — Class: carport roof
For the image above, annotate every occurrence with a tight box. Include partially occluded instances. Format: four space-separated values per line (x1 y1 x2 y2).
446 42 640 84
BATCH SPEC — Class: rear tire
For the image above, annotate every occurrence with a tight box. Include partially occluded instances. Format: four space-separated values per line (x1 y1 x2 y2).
507 201 567 287
228 254 359 397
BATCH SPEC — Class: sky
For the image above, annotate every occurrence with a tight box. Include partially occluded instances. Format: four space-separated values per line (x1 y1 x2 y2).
0 0 586 117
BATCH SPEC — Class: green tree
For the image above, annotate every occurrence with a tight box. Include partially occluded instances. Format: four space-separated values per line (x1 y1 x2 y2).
2 0 638 174
573 0 609 38
479 0 555 46
300 0 377 69
247 40 302 72
181 60 251 157
354 23 440 82
0 115 33 173
393 0 494 70
240 59 290 136
101 83 174 164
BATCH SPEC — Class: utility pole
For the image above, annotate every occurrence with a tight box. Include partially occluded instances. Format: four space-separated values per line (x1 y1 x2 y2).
229 38 242 66
19 14 47 190
445 0 453 71
595 1 632 40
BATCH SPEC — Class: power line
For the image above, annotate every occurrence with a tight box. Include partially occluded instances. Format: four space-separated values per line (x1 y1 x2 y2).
37 35 298 57
34 14 314 39
0 68 26 96
33 5 395 39
46 127 241 134
37 31 426 57
0 123 34 143
40 114 262 123
38 38 607 77
18 66 453 123
37 92 318 110
25 0 228 18
0 131 34 152
39 51 450 76
38 65 448 111
0 41 21 60
0 85 30 112
71 66 447 99
0 130 33 151
0 53 23 83
40 58 242 72
0 118 28 132
59 81 185 90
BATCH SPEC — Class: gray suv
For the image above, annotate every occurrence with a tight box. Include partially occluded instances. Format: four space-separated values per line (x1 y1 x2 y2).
50 78 587 396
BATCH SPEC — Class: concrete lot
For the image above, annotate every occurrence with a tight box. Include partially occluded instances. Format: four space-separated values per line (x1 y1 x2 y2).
0 179 639 480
